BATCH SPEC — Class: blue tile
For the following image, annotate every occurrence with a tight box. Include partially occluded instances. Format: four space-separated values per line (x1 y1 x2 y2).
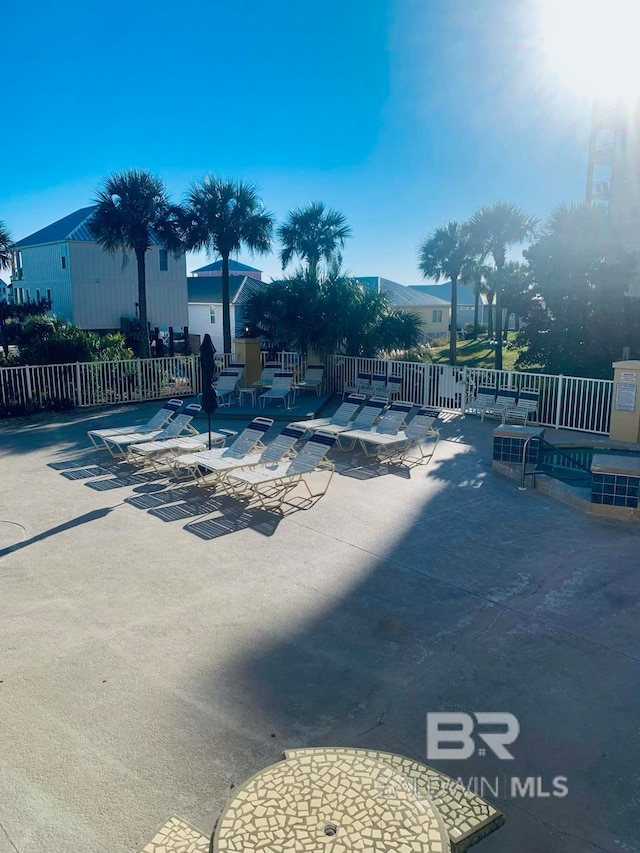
603 495 615 505
591 494 603 504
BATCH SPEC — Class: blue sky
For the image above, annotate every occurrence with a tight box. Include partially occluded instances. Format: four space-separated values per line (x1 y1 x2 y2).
2 0 591 283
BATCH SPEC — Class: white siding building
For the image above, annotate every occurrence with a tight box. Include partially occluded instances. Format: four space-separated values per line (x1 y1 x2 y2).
187 275 263 352
12 207 188 331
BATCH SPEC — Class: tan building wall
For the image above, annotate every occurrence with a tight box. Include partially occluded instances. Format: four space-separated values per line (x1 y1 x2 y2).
396 304 451 341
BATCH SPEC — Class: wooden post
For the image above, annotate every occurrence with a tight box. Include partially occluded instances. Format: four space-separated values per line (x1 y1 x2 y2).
169 326 175 357
183 326 190 355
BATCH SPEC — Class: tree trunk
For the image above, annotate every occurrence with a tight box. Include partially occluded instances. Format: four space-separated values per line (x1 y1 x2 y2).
487 296 494 339
473 285 480 339
221 251 232 354
449 273 458 365
494 266 503 371
135 248 150 359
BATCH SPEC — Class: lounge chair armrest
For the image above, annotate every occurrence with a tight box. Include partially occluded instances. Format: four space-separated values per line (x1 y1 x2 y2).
219 429 238 438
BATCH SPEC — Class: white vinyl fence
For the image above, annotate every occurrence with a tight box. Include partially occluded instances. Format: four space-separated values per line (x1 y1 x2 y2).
325 356 614 435
0 356 202 410
1 351 614 434
0 351 308 413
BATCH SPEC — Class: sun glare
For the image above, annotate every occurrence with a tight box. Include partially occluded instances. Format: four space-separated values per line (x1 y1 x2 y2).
537 0 640 103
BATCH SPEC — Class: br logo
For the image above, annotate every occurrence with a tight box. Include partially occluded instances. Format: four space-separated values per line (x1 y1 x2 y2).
426 712 520 760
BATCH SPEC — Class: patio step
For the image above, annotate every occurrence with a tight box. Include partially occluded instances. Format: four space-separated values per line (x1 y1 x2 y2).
139 815 208 853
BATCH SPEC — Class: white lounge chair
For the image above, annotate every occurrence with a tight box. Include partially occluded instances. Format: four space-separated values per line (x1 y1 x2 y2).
87 399 183 449
101 403 201 458
317 397 388 445
168 416 274 482
253 362 281 389
227 430 337 508
483 388 518 422
467 386 496 420
343 371 371 399
214 371 240 407
338 401 414 455
226 362 245 382
503 391 539 425
171 423 305 488
259 372 294 409
362 406 440 464
289 394 366 435
296 364 325 396
126 428 237 470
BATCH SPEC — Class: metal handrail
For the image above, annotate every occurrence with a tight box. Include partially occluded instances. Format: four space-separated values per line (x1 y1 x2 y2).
519 435 538 491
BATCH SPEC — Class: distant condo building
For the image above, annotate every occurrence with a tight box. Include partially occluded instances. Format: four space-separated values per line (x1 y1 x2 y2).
587 100 640 295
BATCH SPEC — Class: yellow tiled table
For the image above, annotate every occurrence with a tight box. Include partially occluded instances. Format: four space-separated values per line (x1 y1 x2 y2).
213 750 450 853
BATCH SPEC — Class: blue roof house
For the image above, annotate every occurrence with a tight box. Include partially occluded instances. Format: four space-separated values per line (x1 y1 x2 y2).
12 207 188 331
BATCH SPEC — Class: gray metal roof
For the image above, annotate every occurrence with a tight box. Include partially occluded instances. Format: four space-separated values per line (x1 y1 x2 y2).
15 207 97 248
356 276 450 307
187 274 260 304
192 259 261 273
410 282 476 306
15 205 165 248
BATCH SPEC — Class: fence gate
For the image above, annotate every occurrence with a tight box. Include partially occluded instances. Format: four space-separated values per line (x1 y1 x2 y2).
432 365 466 412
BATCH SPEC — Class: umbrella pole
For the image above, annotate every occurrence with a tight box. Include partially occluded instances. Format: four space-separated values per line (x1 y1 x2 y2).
208 410 212 450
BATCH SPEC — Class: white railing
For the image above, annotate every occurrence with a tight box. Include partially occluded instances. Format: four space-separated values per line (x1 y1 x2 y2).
326 356 614 435
0 351 306 413
0 356 201 410
1 351 615 434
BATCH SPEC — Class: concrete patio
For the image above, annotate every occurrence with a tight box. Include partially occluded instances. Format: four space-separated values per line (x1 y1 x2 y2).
1 400 639 853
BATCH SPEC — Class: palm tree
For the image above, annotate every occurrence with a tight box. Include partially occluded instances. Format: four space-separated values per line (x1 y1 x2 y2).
184 178 274 353
278 201 352 279
469 202 538 370
418 221 473 365
89 170 183 359
460 259 491 339
0 221 14 272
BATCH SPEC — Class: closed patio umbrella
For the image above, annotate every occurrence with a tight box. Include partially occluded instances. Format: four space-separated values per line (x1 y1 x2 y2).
200 334 218 449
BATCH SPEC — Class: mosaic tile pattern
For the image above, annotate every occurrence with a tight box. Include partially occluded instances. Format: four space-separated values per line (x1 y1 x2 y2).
284 749 505 853
492 435 541 465
214 751 449 853
591 472 640 508
141 815 209 853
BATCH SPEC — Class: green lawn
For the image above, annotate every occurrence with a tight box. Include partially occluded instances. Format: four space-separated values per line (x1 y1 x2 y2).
430 333 523 370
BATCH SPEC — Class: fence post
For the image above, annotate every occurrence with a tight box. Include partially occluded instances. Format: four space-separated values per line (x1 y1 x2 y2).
25 365 33 402
461 366 468 414
75 362 82 407
554 374 564 429
137 359 143 401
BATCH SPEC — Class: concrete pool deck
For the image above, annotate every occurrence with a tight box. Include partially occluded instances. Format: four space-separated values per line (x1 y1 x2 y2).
1 402 639 852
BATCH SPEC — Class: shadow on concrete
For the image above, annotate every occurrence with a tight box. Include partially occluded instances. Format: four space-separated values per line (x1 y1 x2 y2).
180 426 640 852
0 506 119 557
185 506 282 540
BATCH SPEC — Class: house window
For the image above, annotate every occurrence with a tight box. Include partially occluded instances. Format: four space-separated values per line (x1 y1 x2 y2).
159 249 168 271
209 306 216 324
61 245 67 270
47 289 52 308
36 289 41 302
432 309 443 323
26 289 31 302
